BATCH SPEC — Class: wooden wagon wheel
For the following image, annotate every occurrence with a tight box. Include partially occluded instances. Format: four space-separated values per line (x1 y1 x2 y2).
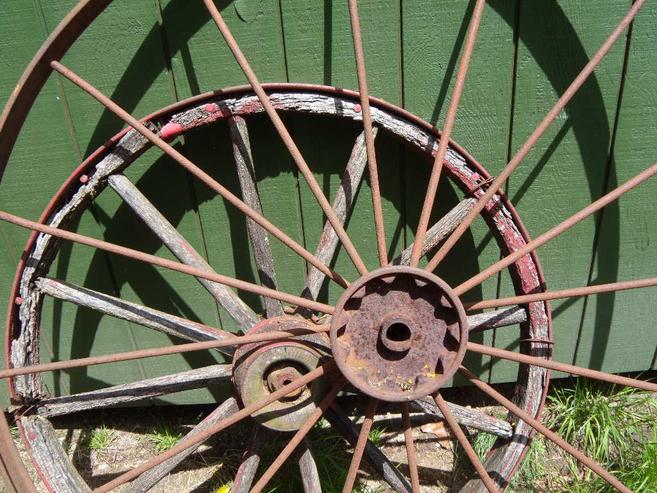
0 1 654 492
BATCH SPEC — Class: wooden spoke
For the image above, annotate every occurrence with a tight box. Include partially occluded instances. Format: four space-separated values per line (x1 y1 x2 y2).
394 198 475 266
460 367 631 493
325 406 411 493
426 0 646 272
455 160 657 296
36 365 231 417
400 402 421 492
250 379 345 493
20 416 89 492
229 115 284 318
467 306 527 333
412 396 513 439
467 277 657 311
411 0 486 268
127 398 239 492
108 173 258 328
94 363 333 492
49 61 349 290
303 129 373 302
230 427 265 493
342 398 379 493
0 210 334 315
347 0 387 267
37 277 236 353
0 326 329 380
298 438 322 493
202 0 368 276
434 394 498 492
467 342 657 393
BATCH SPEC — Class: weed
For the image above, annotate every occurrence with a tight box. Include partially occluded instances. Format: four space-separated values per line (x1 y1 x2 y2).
367 427 386 447
86 425 115 451
10 425 19 440
148 425 183 453
548 380 657 465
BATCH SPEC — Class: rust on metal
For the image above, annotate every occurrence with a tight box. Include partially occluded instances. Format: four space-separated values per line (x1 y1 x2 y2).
331 266 469 401
233 317 331 432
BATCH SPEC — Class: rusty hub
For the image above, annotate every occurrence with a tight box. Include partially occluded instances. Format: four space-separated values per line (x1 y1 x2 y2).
232 317 330 432
330 266 469 401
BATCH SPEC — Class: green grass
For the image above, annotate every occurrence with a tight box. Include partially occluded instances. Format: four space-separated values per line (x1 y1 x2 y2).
546 380 657 492
86 425 115 451
148 425 183 453
367 426 386 447
10 425 19 440
548 379 657 466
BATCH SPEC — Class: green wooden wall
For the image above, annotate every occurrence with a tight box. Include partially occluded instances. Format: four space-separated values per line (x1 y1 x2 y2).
2 0 657 407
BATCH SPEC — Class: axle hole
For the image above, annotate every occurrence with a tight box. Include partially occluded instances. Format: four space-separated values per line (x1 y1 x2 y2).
386 322 411 342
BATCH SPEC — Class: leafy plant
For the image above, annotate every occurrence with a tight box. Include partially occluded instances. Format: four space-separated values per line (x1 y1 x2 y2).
148 425 183 453
367 427 386 447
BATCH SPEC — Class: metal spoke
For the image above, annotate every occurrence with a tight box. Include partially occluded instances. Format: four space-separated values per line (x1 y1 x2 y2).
0 325 329 380
37 277 236 354
347 0 387 267
342 398 378 493
127 398 239 493
411 396 513 439
455 160 657 296
325 406 411 493
94 362 333 492
250 379 345 493
229 115 284 318
460 366 631 493
0 210 334 315
467 306 527 333
202 0 368 276
37 364 231 417
467 277 657 311
400 402 420 493
303 130 373 301
50 61 349 289
433 393 498 493
298 438 323 493
426 0 646 272
108 173 258 329
230 427 265 493
467 342 657 393
411 0 485 268
393 198 475 266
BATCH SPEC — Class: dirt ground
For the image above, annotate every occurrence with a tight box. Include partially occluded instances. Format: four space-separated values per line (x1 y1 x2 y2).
0 403 508 493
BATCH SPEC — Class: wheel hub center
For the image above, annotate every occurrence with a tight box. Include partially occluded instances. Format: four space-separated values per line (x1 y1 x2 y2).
330 266 469 401
232 317 330 432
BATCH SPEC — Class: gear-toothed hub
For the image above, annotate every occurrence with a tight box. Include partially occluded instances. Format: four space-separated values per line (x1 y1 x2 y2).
330 266 469 401
233 317 330 432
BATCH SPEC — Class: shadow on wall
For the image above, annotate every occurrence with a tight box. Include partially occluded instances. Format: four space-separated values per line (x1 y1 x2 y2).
41 0 619 396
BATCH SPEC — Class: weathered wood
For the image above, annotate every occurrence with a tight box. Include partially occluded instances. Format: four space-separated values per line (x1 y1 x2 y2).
37 365 231 417
36 277 234 354
297 438 322 493
127 397 239 492
393 198 476 265
229 116 283 318
412 397 513 439
324 406 411 493
302 129 373 302
231 426 265 493
20 415 90 493
467 306 527 333
108 173 258 329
